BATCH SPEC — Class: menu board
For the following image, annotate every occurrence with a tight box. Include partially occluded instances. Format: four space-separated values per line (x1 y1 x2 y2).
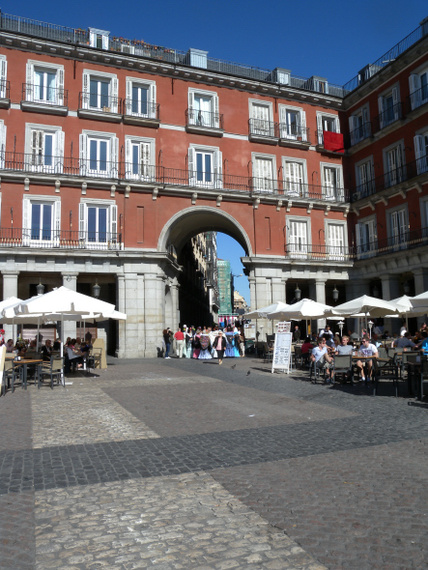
271 323 292 373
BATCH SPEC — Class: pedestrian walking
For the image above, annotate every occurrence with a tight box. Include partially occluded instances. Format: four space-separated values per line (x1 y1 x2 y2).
212 330 227 365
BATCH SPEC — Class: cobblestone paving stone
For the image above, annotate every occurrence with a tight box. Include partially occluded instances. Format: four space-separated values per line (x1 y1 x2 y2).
0 356 427 569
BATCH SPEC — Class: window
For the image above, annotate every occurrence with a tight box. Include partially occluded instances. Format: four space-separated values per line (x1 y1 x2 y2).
188 145 222 188
188 89 219 129
316 112 340 145
388 207 408 250
80 131 118 178
349 104 371 145
79 200 118 245
25 123 64 173
383 141 405 187
414 129 428 175
25 60 65 106
125 78 157 118
22 196 61 245
89 28 109 50
249 100 275 137
279 105 307 141
0 120 6 168
283 158 306 197
378 84 400 129
287 218 308 258
355 217 377 259
321 163 343 200
252 154 276 193
326 222 346 260
409 67 428 110
125 136 155 181
82 70 118 113
355 156 375 198
0 55 7 99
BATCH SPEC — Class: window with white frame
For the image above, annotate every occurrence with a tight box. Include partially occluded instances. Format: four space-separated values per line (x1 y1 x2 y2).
321 163 343 200
287 218 309 258
25 60 65 106
0 55 7 99
125 136 155 181
383 140 405 188
125 78 156 118
279 105 307 141
326 222 346 260
388 206 408 250
80 130 118 178
283 157 306 197
355 156 375 198
378 83 401 129
25 123 64 173
188 88 220 129
414 128 428 175
409 66 428 110
188 144 222 188
22 195 61 245
89 28 109 50
355 217 377 258
316 112 340 145
349 104 371 145
252 154 276 192
249 100 275 137
79 200 117 245
82 70 118 112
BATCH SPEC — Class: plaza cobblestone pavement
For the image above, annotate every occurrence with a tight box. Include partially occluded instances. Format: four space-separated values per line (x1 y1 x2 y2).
0 355 427 569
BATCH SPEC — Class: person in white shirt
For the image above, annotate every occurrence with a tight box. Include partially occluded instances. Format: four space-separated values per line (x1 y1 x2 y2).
311 338 334 382
355 337 378 382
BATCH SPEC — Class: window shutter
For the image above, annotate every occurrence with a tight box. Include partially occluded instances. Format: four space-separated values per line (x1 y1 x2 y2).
57 68 65 106
414 135 426 174
316 114 323 144
82 72 89 108
111 136 119 177
111 77 118 113
79 133 87 175
0 57 7 98
110 204 117 240
188 90 195 124
55 130 64 173
349 115 357 144
125 80 132 115
392 87 399 120
149 83 156 118
378 96 384 128
125 138 132 177
409 74 420 110
25 61 34 101
53 200 61 244
214 150 222 188
141 142 151 179
188 147 196 186
213 94 220 129
79 203 86 240
300 110 306 141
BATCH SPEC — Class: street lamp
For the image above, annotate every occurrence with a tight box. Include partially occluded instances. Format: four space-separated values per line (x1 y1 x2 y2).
294 284 301 301
332 285 339 303
338 320 345 337
36 279 45 295
368 320 374 339
92 282 101 298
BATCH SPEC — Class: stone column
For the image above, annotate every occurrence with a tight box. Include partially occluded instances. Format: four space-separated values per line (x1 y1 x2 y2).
115 274 126 358
381 275 401 336
413 268 428 328
270 277 286 333
62 273 78 341
143 272 167 358
2 271 19 340
346 279 370 336
315 278 327 332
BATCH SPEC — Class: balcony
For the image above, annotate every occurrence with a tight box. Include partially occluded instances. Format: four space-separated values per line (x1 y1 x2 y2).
123 99 160 127
0 228 122 250
78 92 122 122
248 119 278 144
348 121 372 147
407 85 428 112
373 102 404 133
279 124 310 149
284 243 353 262
21 83 68 115
0 79 10 108
185 108 224 136
316 130 345 155
355 226 428 260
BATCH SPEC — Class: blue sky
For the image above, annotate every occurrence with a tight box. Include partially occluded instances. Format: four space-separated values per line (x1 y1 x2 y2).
4 0 427 305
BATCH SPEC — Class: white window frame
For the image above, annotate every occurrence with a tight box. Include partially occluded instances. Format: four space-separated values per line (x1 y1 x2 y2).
0 55 7 99
22 194 61 246
355 216 377 259
325 221 347 260
25 60 65 106
378 83 400 129
409 65 428 110
355 156 375 198
79 198 118 246
24 123 64 174
249 99 275 137
320 162 344 200
287 216 310 259
188 88 220 129
382 140 405 188
125 77 156 118
282 157 307 197
79 130 119 178
82 69 118 113
124 136 155 181
188 144 222 189
89 28 109 50
278 104 307 141
349 104 371 145
387 205 408 251
252 153 276 193
414 127 428 175
316 112 340 145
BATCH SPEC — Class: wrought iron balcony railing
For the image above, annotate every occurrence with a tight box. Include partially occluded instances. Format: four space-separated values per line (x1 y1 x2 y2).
123 99 159 120
22 82 68 107
348 121 372 146
284 244 353 262
407 85 428 112
0 79 10 100
355 226 428 260
0 151 350 202
278 123 310 144
186 108 223 130
0 228 122 250
78 92 122 114
372 102 404 132
248 118 278 139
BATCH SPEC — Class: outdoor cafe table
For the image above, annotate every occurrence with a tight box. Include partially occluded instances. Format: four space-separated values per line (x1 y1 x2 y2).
12 358 43 389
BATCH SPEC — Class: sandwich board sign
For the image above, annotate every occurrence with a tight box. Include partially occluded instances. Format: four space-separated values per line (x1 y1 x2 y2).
271 321 292 374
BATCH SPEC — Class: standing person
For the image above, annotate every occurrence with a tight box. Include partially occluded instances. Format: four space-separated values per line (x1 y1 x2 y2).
293 325 301 343
213 330 227 365
163 328 171 359
184 326 193 358
174 327 185 358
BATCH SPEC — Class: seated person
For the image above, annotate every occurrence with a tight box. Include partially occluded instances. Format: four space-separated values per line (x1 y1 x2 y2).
419 331 428 355
301 336 314 355
393 331 416 350
355 337 378 382
310 337 334 382
41 339 53 361
5 339 15 353
336 335 353 355
66 339 84 370
25 339 40 359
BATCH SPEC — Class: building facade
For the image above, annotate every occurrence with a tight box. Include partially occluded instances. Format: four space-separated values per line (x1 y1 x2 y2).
0 11 426 355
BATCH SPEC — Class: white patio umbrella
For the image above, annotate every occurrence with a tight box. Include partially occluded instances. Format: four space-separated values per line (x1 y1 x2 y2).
409 290 428 311
243 301 289 319
267 298 333 321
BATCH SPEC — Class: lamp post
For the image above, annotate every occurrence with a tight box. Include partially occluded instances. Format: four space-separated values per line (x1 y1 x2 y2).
332 285 339 303
368 320 374 339
338 320 345 337
92 282 101 298
36 279 45 295
294 284 301 301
